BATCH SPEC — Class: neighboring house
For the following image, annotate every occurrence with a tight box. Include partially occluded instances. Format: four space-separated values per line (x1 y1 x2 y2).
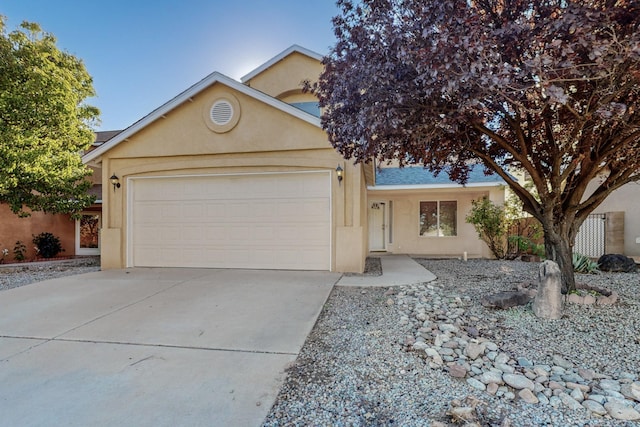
82 45 637 272
0 131 115 262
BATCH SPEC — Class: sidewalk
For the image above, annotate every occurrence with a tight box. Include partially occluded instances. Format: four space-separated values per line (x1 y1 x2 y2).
337 254 436 287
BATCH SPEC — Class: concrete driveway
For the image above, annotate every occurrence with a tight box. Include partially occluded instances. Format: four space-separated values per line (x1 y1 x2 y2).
0 268 339 427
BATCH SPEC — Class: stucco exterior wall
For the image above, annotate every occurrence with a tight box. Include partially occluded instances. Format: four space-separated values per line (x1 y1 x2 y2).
367 187 505 258
243 52 323 99
98 81 368 272
586 181 640 256
0 204 75 261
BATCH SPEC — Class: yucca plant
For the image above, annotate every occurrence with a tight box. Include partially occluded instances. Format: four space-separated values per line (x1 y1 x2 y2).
572 253 599 274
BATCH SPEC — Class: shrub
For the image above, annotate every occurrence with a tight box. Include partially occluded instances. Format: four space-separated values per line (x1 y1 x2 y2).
573 252 599 274
466 197 508 259
13 240 26 261
508 235 545 258
32 233 63 258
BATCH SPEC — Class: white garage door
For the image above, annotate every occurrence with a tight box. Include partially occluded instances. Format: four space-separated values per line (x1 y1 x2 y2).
129 172 331 270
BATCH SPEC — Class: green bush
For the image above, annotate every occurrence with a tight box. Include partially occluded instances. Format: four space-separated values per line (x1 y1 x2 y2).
508 235 545 258
32 232 63 258
466 197 508 259
572 252 599 274
13 240 26 261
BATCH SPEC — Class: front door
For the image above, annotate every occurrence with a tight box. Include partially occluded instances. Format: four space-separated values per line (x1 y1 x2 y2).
76 212 101 256
368 201 386 251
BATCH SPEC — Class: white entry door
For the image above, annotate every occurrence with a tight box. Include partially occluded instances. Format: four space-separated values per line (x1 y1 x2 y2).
368 201 386 251
129 172 331 270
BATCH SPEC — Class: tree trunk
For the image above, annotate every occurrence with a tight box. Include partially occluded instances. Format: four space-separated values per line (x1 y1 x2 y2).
543 231 576 294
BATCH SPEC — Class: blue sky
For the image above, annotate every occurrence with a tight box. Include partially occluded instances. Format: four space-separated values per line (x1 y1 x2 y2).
1 1 339 131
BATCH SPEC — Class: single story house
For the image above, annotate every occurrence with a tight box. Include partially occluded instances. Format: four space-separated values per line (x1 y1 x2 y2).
82 45 638 272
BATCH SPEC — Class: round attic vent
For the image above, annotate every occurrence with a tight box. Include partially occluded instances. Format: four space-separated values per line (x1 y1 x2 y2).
203 94 241 133
210 100 233 126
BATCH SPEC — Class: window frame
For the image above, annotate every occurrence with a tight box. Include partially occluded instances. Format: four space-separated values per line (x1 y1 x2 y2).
419 200 457 237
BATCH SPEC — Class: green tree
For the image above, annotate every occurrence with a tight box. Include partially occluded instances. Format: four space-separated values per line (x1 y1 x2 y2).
312 0 640 292
466 197 508 259
0 17 99 216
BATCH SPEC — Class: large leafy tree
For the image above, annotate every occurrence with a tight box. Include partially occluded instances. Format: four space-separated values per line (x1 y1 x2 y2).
314 0 640 292
0 18 99 216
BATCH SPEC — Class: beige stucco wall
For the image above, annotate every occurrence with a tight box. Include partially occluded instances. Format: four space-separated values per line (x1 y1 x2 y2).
98 79 367 272
244 52 323 99
585 180 640 256
367 186 505 258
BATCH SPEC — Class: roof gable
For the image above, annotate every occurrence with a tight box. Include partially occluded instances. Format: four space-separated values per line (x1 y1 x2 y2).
83 71 320 164
240 45 323 84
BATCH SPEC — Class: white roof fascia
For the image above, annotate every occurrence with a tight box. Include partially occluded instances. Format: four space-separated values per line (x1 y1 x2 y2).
240 44 324 83
82 71 321 164
367 182 505 191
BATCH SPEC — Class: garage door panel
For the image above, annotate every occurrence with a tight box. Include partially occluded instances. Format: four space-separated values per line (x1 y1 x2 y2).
131 173 330 270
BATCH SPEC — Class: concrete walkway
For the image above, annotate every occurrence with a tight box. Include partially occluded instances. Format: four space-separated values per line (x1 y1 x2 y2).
337 254 436 287
0 268 339 427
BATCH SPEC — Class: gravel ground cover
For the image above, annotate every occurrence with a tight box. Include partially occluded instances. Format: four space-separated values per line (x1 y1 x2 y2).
0 257 100 291
263 258 640 426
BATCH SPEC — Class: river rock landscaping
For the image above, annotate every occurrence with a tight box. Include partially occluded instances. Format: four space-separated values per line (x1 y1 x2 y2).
264 258 640 426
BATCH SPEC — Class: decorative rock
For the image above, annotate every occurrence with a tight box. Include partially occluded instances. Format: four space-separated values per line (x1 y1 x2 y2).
587 394 607 404
577 368 596 381
481 291 532 309
548 381 565 391
467 377 486 391
484 342 498 352
551 355 574 369
533 261 563 319
425 348 444 365
537 393 550 405
621 382 640 402
570 387 584 402
517 357 533 367
605 400 640 420
518 388 539 404
600 379 622 392
582 399 607 416
503 373 535 391
558 392 584 411
503 391 516 400
486 383 499 395
465 342 485 360
494 353 510 365
495 363 516 374
412 342 429 351
597 253 638 272
478 370 504 385
566 382 590 393
449 364 468 378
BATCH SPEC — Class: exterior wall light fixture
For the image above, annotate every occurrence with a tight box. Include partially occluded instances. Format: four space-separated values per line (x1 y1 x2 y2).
336 165 344 184
110 174 121 191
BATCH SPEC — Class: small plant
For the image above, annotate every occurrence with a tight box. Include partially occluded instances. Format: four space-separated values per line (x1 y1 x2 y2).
572 252 599 274
13 241 26 261
508 235 545 258
32 232 63 258
466 197 509 259
0 247 8 263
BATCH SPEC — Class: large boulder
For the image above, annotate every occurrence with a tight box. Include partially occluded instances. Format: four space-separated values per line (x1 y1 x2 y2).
481 291 532 309
533 260 563 319
597 254 638 273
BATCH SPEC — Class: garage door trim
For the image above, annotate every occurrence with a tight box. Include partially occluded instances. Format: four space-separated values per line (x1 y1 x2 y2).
125 171 333 270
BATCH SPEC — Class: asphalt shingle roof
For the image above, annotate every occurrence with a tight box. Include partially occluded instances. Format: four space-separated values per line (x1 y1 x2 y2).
375 165 506 186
